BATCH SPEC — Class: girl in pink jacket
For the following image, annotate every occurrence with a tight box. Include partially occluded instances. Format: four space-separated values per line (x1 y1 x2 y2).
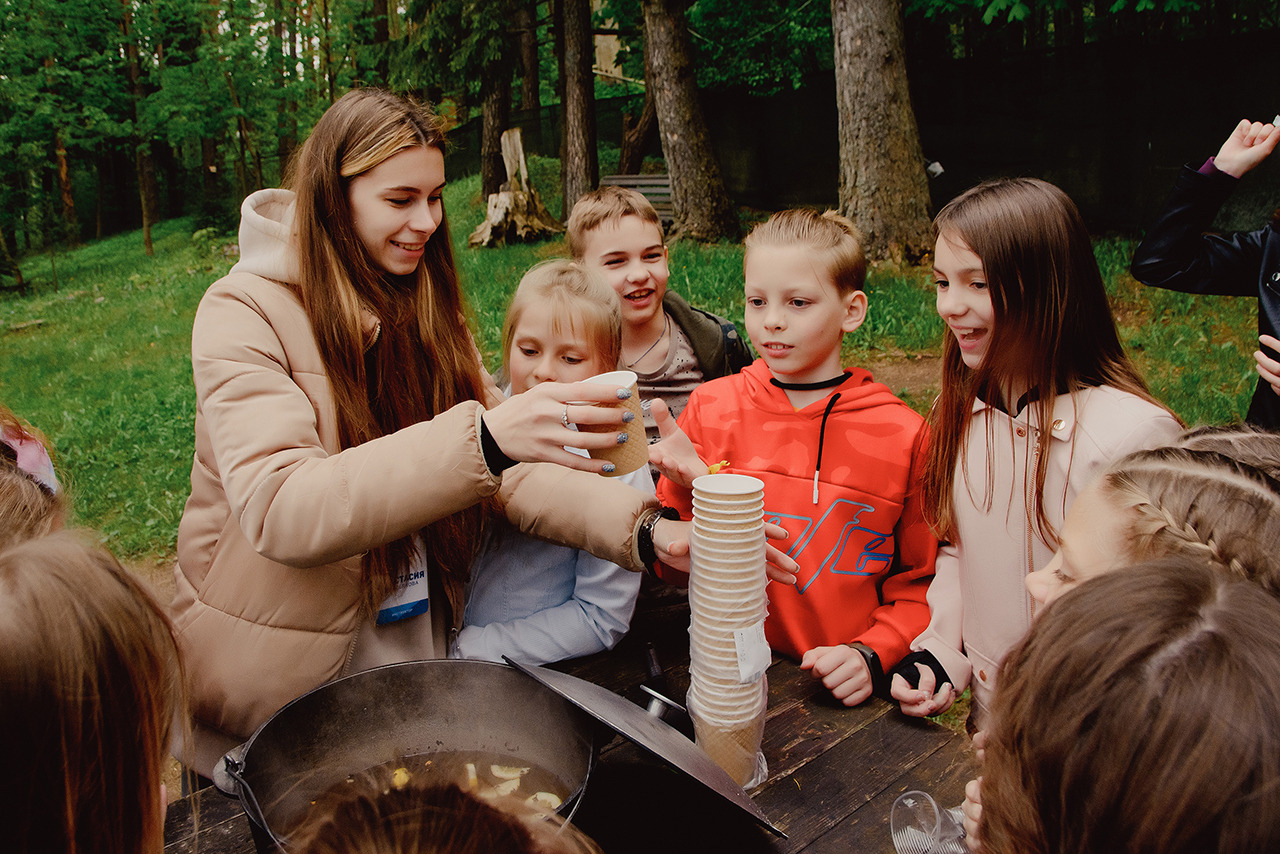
888 178 1182 729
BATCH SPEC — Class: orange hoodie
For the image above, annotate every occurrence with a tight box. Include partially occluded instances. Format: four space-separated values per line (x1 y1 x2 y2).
656 360 936 668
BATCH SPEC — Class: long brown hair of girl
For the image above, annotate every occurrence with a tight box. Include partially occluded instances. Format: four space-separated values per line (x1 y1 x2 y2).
922 177 1174 545
981 559 1280 854
288 88 491 613
0 532 183 854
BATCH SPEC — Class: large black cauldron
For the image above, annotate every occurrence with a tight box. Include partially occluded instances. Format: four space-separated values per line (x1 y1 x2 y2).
214 659 597 851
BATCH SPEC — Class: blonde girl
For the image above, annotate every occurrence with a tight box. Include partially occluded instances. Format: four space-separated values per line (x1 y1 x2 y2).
0 532 182 854
1025 444 1280 605
888 177 1182 726
981 559 1280 854
172 89 676 778
454 260 648 664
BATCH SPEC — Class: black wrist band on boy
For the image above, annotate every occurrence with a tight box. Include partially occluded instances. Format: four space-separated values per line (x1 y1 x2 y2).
636 505 680 575
851 642 890 699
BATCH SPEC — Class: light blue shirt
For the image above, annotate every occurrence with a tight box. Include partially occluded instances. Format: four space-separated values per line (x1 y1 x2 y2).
453 452 652 665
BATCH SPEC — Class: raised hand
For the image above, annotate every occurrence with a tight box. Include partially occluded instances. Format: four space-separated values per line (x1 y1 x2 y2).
647 399 711 488
1213 117 1280 178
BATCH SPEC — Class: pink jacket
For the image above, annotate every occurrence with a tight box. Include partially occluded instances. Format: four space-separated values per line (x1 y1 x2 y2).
909 385 1182 725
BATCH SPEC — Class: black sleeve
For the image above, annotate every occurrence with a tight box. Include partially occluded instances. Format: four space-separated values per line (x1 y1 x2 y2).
479 416 519 475
1131 164 1268 299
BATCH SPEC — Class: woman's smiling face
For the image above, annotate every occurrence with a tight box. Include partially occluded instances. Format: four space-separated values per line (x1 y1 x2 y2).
347 146 445 276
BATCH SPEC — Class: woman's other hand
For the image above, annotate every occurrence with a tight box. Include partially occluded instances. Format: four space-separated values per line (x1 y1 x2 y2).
481 380 633 473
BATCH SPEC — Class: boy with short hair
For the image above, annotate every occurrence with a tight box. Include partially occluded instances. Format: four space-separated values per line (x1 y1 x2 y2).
652 209 936 707
566 186 752 448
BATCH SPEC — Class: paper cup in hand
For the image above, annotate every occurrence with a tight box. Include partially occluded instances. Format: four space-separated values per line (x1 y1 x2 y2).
574 370 647 477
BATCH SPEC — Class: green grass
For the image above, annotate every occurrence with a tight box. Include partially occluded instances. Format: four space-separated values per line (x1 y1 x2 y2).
0 185 1260 567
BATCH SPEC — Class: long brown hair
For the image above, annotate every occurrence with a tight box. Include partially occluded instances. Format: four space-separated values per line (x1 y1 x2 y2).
0 532 183 854
981 559 1280 854
288 88 490 612
922 178 1173 545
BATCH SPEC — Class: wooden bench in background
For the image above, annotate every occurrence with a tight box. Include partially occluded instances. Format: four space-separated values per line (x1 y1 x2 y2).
600 173 674 228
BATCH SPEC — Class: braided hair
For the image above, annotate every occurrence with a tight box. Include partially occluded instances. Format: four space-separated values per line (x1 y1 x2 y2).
1100 446 1280 598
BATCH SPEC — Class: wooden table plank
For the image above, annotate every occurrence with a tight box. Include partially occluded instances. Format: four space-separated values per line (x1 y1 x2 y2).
802 734 976 854
754 708 961 852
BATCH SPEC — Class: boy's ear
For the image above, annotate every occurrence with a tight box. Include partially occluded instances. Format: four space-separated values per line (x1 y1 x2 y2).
841 291 869 334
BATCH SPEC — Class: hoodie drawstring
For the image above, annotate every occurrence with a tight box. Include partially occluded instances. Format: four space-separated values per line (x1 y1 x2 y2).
814 392 841 505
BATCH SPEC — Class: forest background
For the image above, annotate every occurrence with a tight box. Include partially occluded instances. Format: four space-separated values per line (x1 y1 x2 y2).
0 0 1277 573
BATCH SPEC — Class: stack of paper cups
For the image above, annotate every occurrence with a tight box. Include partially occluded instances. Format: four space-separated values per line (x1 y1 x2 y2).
686 473 770 788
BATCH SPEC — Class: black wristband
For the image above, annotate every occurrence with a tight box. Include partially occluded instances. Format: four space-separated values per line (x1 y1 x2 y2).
637 506 680 573
850 642 890 699
891 649 952 692
479 416 518 475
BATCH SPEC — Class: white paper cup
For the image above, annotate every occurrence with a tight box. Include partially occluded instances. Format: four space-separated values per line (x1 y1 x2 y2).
693 473 766 497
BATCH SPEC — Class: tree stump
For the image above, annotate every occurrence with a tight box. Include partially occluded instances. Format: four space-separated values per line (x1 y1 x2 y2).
468 128 564 248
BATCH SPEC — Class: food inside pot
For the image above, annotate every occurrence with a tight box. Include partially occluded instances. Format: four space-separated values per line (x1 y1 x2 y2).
327 751 569 811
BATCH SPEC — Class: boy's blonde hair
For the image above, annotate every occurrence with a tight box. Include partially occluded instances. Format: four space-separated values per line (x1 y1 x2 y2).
502 260 622 373
565 185 663 259
744 208 867 296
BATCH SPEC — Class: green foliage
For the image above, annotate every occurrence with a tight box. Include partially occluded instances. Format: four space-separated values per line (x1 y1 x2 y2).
599 0 834 95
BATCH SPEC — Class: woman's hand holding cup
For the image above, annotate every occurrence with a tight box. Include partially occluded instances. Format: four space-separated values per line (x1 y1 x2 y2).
481 380 634 474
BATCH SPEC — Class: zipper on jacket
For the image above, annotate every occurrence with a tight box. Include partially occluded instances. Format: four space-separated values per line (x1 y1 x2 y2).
340 624 362 677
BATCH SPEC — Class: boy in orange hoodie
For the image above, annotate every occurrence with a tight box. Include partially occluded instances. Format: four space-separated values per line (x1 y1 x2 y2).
653 209 936 707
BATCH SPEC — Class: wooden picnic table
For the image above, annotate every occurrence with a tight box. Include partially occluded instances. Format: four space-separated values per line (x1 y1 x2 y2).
164 594 976 853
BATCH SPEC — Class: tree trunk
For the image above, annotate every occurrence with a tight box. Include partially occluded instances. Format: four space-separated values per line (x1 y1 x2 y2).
641 0 738 242
53 129 79 248
830 0 932 262
122 0 155 254
618 42 656 175
515 0 540 112
480 52 513 199
561 0 597 213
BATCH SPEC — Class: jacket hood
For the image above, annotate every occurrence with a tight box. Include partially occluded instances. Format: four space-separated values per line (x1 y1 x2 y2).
231 188 300 285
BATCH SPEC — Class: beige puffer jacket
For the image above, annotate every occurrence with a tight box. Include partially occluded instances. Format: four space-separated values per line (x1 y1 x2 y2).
172 190 654 775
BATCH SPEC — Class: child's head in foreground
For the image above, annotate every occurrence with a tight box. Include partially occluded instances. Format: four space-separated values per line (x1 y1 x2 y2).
0 460 66 550
502 259 622 394
0 531 182 854
566 186 669 332
741 208 868 384
983 558 1280 854
287 776 602 854
1025 443 1280 606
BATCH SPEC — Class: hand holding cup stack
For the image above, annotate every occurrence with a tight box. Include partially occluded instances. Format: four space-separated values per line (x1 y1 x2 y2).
572 370 648 477
686 473 771 788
